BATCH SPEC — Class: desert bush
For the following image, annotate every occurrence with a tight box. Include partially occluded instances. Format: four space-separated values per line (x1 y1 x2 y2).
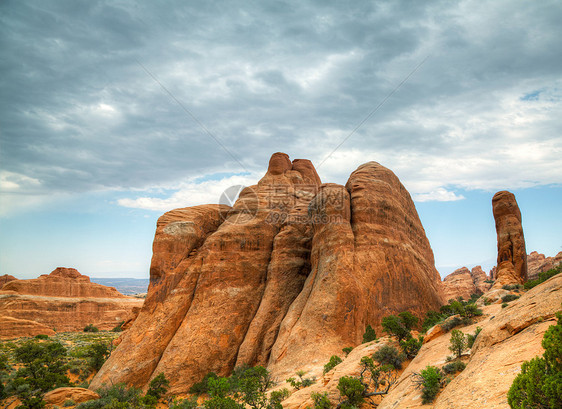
342 347 353 357
323 355 342 374
268 389 290 409
399 336 424 359
422 310 444 332
462 304 483 318
34 334 49 340
85 342 110 372
502 302 509 308
441 316 471 332
466 327 482 348
373 345 404 370
111 321 124 332
76 384 143 409
362 325 377 343
286 370 315 390
413 365 444 404
141 373 169 407
502 294 520 303
449 329 467 359
62 400 76 407
508 311 562 408
442 361 466 374
83 324 99 333
502 284 522 291
310 392 331 409
169 397 198 409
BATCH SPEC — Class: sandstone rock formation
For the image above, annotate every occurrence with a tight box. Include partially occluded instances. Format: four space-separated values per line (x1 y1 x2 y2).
91 153 444 394
0 274 16 288
44 388 100 406
491 191 527 288
441 266 491 301
0 268 143 338
527 251 562 281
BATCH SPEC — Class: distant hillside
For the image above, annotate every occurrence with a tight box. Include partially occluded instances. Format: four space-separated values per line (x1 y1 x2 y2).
90 277 149 295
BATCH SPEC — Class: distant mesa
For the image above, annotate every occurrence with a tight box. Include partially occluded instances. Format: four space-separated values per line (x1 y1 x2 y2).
0 267 144 338
91 152 445 394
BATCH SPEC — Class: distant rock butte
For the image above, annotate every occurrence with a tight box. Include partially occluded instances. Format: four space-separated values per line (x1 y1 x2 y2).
91 153 445 394
491 191 527 288
0 267 143 338
527 251 562 281
0 275 16 288
441 266 491 301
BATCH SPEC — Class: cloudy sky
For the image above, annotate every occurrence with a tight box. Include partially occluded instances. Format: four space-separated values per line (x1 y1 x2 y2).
1 0 561 279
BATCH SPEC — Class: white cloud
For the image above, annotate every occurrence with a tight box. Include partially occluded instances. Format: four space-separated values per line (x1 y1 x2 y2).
414 188 465 202
117 173 260 212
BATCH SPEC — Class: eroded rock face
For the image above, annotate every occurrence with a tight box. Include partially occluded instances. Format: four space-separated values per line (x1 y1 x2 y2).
441 266 491 301
0 268 143 337
491 191 527 288
527 251 562 281
91 154 444 394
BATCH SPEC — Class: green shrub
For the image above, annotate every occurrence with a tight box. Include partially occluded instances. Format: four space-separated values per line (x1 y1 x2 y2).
449 329 467 359
34 334 49 340
323 355 342 374
442 361 466 374
62 400 76 407
169 396 198 409
508 311 562 408
484 279 494 284
85 342 110 372
111 321 124 332
462 304 483 318
441 317 462 332
189 372 218 395
414 365 443 404
76 384 142 409
502 294 520 303
399 336 424 359
310 392 331 409
466 327 482 348
142 372 169 406
502 284 522 291
337 376 365 409
398 311 419 330
373 345 404 370
83 324 99 333
362 324 377 343
381 315 410 341
422 310 444 332
286 370 315 390
502 302 508 308
269 389 290 409
342 347 353 357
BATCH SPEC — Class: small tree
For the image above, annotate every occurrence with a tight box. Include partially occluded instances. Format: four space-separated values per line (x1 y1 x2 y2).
286 370 315 390
337 376 364 409
323 355 342 374
449 329 467 359
372 345 404 370
398 311 418 330
508 312 562 408
381 315 410 341
310 392 331 409
86 342 110 372
342 347 353 357
362 325 377 343
412 366 444 404
144 373 169 406
400 336 424 359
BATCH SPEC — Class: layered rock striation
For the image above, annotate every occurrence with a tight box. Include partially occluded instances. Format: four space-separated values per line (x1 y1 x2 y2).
491 191 527 288
91 153 444 394
0 268 143 338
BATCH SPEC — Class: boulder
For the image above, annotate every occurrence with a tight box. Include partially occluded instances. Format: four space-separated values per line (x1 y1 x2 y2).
491 191 527 288
44 387 100 405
